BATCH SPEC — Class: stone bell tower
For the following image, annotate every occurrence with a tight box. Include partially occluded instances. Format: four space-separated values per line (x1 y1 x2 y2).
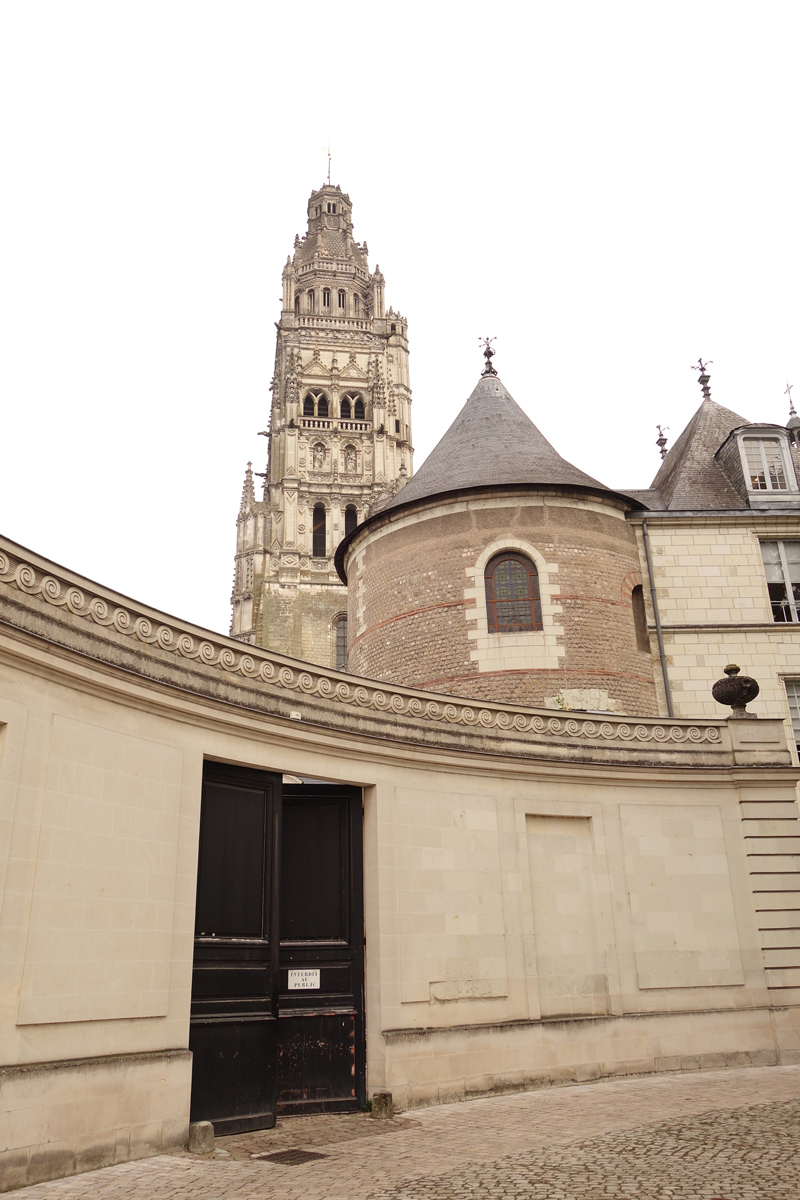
230 182 413 667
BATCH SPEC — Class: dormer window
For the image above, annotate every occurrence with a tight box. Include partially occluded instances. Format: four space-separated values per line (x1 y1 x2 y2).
744 437 788 491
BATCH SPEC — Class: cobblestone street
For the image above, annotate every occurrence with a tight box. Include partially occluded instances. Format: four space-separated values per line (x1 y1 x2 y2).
15 1065 800 1199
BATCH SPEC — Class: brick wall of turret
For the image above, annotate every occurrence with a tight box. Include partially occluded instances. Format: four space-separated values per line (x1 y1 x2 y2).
346 493 659 716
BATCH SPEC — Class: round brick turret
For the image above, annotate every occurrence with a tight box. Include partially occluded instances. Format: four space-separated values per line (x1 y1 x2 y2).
337 375 659 716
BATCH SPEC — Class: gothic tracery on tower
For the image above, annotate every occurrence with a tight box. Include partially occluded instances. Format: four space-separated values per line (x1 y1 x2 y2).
230 183 413 666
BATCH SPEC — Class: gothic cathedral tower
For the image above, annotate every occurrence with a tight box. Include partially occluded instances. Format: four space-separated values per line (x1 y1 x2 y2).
230 183 413 667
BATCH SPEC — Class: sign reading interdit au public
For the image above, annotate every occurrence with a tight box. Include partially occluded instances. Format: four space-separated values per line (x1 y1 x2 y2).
287 969 320 990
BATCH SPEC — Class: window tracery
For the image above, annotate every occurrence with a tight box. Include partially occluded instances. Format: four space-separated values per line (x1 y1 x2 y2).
484 553 542 633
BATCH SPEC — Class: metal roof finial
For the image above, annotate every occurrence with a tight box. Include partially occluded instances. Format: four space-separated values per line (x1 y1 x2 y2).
691 358 713 401
656 425 669 460
480 337 497 377
786 381 796 417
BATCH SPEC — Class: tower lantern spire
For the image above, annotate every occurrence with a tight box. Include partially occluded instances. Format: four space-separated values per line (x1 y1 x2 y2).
229 183 413 656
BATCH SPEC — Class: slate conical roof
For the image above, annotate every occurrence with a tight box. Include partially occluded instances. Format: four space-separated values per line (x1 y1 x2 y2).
647 395 751 510
381 373 636 513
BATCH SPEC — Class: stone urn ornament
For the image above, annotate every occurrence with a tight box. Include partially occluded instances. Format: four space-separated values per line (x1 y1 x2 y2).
711 664 760 719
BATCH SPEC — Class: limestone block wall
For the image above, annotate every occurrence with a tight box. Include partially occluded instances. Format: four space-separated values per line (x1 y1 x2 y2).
346 491 658 714
632 517 800 727
0 1051 190 1192
1 533 799 1184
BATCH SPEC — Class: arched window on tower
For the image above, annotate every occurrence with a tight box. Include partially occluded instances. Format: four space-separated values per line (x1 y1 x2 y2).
484 553 542 633
353 397 365 420
333 613 348 670
322 288 331 309
340 397 351 419
294 295 300 316
338 289 346 311
312 504 326 558
345 505 357 537
353 295 360 316
317 395 329 418
303 393 316 417
307 290 315 313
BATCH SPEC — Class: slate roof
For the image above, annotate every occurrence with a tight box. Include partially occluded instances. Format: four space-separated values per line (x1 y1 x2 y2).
380 374 639 514
646 396 752 511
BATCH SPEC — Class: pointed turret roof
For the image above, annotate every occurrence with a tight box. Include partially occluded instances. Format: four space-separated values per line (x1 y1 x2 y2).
238 462 256 515
646 395 751 510
381 374 637 513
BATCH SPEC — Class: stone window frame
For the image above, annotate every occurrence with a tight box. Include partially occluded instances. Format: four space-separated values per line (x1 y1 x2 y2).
464 536 564 675
332 612 348 671
737 427 798 496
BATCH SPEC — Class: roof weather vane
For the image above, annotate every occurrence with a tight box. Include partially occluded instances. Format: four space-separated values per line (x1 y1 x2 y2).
480 337 497 377
691 358 713 401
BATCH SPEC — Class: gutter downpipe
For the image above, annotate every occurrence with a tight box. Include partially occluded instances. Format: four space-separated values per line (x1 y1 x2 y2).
641 518 674 719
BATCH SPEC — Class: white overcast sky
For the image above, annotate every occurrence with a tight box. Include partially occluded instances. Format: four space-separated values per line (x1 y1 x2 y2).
1 3 799 634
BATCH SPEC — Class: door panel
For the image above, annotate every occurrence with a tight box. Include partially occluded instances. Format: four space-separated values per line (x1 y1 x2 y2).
278 784 364 1114
189 762 281 1134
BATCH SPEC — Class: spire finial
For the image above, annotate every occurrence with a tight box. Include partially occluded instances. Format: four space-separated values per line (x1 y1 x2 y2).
656 425 669 459
786 381 796 417
480 337 497 377
691 358 713 401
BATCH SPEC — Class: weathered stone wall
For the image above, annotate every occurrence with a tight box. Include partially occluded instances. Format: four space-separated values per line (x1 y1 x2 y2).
347 491 658 715
257 578 347 668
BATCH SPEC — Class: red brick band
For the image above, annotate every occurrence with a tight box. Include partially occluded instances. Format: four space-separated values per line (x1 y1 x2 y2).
349 600 473 650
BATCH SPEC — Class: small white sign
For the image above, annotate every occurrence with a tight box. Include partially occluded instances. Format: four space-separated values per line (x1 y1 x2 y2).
288 968 320 990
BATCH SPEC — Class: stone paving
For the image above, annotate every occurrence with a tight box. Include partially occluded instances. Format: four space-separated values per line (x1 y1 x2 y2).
14 1064 800 1199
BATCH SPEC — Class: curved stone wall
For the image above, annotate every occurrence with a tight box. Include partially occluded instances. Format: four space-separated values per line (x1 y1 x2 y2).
345 489 659 715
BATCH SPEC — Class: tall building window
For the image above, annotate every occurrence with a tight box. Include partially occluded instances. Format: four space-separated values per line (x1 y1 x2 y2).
353 295 360 316
294 295 300 315
631 584 649 652
338 289 346 310
317 395 328 418
785 680 800 750
484 553 542 633
340 397 351 419
334 614 348 670
353 397 365 420
744 438 788 491
761 540 800 621
312 505 326 558
307 290 315 313
303 394 315 416
322 288 331 308
345 505 357 537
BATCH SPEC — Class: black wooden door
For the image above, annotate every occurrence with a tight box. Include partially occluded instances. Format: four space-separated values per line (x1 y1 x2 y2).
278 783 365 1114
189 762 281 1134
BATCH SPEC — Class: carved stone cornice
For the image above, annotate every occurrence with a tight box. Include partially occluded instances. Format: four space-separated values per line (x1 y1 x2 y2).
0 537 773 772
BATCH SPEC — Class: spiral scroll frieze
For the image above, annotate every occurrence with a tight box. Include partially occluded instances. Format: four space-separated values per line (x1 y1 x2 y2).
0 552 727 749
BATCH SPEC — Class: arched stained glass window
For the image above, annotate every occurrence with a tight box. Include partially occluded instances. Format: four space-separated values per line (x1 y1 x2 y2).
484 553 542 633
312 504 326 558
